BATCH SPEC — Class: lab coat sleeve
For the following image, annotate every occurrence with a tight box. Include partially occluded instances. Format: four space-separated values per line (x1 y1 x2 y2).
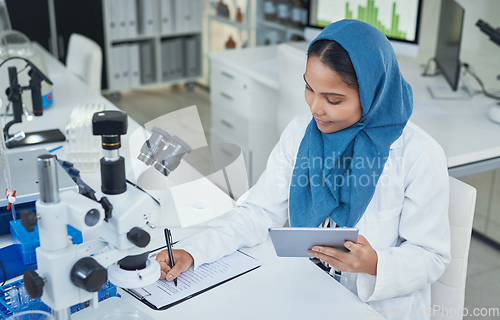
357 140 451 302
175 117 302 269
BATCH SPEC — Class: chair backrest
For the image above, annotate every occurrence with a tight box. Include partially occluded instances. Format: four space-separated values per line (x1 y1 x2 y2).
431 177 476 320
65 33 102 92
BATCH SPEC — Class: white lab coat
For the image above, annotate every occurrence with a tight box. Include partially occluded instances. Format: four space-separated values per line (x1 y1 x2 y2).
177 114 451 320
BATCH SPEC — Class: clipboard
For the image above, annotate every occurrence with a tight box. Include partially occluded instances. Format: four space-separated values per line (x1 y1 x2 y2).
124 250 261 310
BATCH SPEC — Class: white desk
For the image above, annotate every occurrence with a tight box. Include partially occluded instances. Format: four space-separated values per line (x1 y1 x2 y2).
214 42 500 179
117 238 384 320
2 45 139 186
397 58 500 178
0 44 383 319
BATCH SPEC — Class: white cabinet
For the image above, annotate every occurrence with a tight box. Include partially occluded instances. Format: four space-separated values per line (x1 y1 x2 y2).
102 0 203 93
209 47 279 185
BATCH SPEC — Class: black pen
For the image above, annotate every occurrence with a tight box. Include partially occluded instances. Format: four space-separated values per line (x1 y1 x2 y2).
164 228 177 286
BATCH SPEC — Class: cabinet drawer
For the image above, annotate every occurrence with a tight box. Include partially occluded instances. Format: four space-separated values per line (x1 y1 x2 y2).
211 110 249 148
211 87 252 118
211 62 251 92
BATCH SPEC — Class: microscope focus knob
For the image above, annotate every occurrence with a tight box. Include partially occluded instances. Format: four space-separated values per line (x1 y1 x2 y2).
127 227 151 248
70 257 107 292
20 209 38 232
23 270 44 299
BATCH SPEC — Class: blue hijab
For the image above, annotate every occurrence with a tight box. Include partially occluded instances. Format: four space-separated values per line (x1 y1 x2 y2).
289 20 413 228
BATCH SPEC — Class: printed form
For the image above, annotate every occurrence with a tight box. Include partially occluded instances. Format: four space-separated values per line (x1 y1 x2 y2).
129 251 261 309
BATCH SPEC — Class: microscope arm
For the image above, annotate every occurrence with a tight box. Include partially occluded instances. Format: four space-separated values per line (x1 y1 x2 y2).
476 19 500 47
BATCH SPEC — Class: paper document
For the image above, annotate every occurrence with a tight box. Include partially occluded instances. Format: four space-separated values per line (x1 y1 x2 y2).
127 251 261 310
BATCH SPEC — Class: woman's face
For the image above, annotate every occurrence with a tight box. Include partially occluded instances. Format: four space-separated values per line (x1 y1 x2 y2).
304 56 363 133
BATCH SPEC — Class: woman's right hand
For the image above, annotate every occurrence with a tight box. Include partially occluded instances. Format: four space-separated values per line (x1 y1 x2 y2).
156 249 194 282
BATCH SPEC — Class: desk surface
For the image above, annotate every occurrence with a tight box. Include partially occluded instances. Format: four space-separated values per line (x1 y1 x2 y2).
1 44 139 189
210 46 279 90
398 58 500 175
1 44 383 319
117 239 384 320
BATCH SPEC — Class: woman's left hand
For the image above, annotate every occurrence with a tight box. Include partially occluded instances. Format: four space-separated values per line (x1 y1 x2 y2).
307 234 378 276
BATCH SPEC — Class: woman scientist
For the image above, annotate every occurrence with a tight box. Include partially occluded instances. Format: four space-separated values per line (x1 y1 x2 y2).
156 20 451 319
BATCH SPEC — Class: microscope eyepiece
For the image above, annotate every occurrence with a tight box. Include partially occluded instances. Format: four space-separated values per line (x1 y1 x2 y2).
138 127 192 176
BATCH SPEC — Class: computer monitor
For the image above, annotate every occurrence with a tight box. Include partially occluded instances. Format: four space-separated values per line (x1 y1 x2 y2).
434 0 464 92
305 0 423 58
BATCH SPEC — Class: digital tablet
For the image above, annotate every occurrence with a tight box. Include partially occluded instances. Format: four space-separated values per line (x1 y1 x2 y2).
268 227 359 257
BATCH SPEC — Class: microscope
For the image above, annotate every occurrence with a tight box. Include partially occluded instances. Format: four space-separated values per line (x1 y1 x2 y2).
20 110 191 319
2 57 65 148
476 19 500 122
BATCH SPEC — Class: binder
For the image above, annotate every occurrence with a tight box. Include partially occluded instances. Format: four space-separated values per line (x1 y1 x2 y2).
120 44 131 88
106 0 119 40
191 0 203 32
160 0 174 34
138 0 156 36
184 36 200 78
116 0 128 39
129 43 141 88
109 46 122 89
140 41 155 84
160 40 171 82
125 0 138 38
173 38 185 80
174 0 187 32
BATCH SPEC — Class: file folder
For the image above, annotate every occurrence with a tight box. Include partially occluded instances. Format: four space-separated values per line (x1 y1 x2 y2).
184 36 200 78
125 0 138 38
109 46 122 89
129 43 141 88
161 40 171 82
106 0 119 40
173 38 185 80
116 0 128 39
120 44 131 88
160 0 174 34
140 41 155 84
138 0 156 36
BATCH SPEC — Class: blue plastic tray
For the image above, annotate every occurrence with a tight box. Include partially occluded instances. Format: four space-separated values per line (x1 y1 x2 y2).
0 279 119 319
10 221 83 265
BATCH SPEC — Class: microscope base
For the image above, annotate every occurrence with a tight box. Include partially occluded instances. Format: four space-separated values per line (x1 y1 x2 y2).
108 258 161 289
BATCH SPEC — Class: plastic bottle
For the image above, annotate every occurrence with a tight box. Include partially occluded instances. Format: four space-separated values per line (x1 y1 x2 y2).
263 0 277 21
277 0 291 25
225 36 236 49
236 7 243 23
216 1 223 16
292 0 308 28
301 0 309 27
